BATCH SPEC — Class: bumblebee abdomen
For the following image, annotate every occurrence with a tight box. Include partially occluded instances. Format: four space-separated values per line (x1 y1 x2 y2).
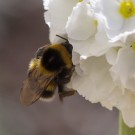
41 81 57 99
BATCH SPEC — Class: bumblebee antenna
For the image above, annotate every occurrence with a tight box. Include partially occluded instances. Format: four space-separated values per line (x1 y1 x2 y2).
56 35 68 42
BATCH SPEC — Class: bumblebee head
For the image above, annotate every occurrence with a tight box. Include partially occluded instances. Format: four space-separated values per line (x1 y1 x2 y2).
56 35 73 55
41 48 65 71
62 42 73 56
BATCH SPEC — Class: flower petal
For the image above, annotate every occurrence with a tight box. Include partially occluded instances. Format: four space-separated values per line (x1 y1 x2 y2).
43 0 50 9
101 87 135 127
70 56 115 102
111 47 135 91
68 15 120 58
66 3 97 40
44 0 78 42
99 0 123 30
68 36 94 57
122 101 135 127
105 47 121 65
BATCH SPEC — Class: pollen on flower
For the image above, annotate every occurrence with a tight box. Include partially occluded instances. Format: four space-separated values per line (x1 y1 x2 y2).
94 20 98 27
119 1 135 19
131 42 135 51
78 0 83 2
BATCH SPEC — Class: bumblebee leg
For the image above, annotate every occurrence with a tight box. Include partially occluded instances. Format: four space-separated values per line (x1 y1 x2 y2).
58 84 76 101
58 84 64 102
60 89 76 99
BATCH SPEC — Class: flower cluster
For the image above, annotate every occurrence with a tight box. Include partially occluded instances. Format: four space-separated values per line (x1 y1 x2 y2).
43 0 135 127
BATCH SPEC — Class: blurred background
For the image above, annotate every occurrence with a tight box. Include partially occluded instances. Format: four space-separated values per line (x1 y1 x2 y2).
0 0 118 135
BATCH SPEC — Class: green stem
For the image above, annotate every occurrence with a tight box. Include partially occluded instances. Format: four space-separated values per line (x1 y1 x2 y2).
119 113 135 135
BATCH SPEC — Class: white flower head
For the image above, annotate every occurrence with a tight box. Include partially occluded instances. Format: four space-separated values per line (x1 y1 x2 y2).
97 0 135 41
43 0 135 127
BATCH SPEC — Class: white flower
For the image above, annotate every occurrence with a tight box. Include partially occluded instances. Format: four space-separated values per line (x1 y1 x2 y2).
96 0 135 41
43 0 78 43
43 0 135 127
66 2 119 58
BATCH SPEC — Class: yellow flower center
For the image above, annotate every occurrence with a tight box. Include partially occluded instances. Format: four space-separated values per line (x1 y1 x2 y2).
119 1 135 19
131 42 135 51
94 20 98 27
78 0 83 2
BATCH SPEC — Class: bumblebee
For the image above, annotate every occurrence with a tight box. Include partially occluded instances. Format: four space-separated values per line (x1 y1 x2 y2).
20 36 76 106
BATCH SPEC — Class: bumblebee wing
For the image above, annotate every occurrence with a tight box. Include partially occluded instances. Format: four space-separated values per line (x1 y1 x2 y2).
20 70 56 106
